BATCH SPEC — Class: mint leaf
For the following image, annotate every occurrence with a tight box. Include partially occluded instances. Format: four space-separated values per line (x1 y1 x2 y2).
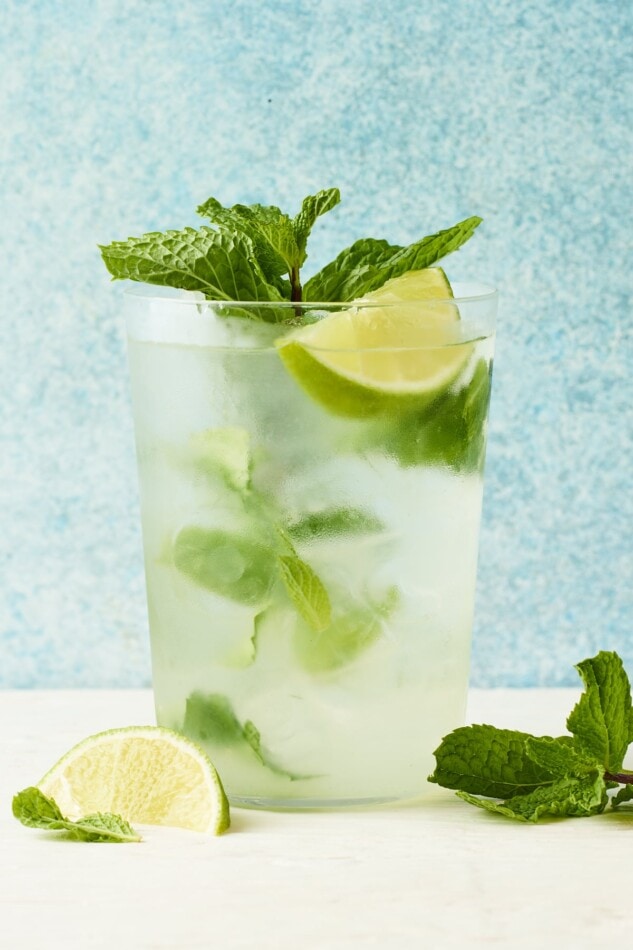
292 188 341 264
13 786 64 826
286 507 385 543
183 692 304 780
197 197 298 290
429 725 561 798
278 554 332 633
183 693 245 746
430 651 633 823
63 813 142 843
190 427 252 494
524 735 596 774
12 788 141 843
294 586 399 673
612 784 633 807
173 527 277 606
304 216 482 302
567 651 633 773
100 227 284 306
372 358 492 473
458 771 607 822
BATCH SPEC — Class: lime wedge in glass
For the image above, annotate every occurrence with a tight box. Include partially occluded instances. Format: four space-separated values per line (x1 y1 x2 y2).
276 268 473 418
37 726 230 835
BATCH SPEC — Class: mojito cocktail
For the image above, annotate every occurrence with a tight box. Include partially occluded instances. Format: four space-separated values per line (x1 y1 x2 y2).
103 187 496 807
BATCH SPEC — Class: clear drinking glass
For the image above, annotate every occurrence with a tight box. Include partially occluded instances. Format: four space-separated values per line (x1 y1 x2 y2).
125 284 497 808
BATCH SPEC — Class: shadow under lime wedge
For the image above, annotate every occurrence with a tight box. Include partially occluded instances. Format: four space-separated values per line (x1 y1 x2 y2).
37 725 230 835
276 268 473 418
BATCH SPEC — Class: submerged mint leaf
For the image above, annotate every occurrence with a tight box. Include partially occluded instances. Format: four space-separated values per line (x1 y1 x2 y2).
278 554 332 633
184 693 245 746
183 692 305 780
304 216 482 302
99 227 284 305
294 586 399 673
429 725 561 799
286 507 385 543
173 526 278 606
12 788 141 843
292 188 341 264
371 359 492 473
190 427 252 495
567 651 633 773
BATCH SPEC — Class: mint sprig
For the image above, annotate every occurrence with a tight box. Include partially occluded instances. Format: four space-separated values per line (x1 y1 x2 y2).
303 216 481 302
100 189 481 317
13 787 141 843
429 651 633 822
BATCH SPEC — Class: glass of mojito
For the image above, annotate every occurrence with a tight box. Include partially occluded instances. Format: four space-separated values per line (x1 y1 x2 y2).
103 189 497 807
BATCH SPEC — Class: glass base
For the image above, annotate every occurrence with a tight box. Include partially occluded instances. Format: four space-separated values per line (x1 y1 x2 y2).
229 792 423 811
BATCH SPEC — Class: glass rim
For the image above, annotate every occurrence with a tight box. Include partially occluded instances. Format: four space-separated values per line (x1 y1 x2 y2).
122 280 497 308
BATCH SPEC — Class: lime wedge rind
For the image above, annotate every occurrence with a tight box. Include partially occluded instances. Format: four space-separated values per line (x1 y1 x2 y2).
37 725 230 836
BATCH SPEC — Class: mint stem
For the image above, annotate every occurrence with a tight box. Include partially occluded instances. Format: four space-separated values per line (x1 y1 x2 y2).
605 771 633 784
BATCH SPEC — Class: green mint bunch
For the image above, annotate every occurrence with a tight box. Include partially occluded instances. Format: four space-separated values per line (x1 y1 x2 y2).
429 651 633 822
99 188 481 319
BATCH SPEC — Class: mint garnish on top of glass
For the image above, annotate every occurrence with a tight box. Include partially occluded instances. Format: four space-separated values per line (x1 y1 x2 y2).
99 188 481 317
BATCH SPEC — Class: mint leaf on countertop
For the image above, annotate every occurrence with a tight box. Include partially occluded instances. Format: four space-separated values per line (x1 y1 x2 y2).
303 216 482 302
428 725 561 799
429 651 633 823
13 787 141 843
458 770 608 823
566 651 633 774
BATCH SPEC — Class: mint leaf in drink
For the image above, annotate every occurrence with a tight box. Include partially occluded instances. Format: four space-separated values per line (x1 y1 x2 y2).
100 227 285 306
294 586 399 673
183 692 304 780
278 554 332 633
191 427 253 495
183 693 246 746
304 216 482 302
173 526 277 606
12 788 141 843
373 359 492 473
566 651 633 773
286 507 385 544
429 651 633 823
292 188 341 263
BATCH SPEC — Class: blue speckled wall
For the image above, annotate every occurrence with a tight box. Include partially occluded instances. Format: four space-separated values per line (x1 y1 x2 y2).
2 0 631 687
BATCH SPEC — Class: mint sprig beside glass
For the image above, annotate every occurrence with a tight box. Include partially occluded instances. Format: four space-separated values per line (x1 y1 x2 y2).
429 651 633 821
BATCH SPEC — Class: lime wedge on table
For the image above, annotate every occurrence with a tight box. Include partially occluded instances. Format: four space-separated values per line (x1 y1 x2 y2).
37 726 230 835
277 268 473 418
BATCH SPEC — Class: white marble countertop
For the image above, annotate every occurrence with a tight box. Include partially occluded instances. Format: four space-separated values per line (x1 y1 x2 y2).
1 688 630 949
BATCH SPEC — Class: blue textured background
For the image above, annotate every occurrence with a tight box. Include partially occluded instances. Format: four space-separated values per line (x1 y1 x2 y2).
2 0 631 688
